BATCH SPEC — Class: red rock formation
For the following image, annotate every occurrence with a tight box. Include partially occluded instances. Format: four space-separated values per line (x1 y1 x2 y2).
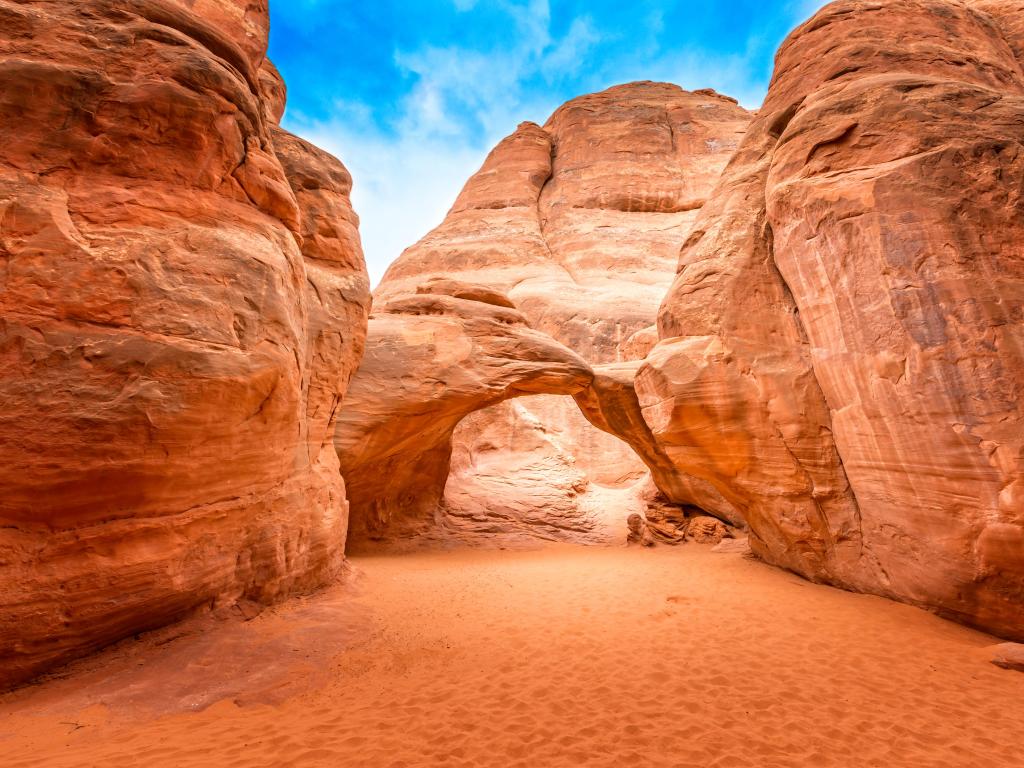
335 282 595 547
0 0 370 688
375 84 751 539
639 0 1024 638
573 362 744 527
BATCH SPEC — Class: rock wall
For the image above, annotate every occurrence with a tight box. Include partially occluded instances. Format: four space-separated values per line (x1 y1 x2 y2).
5 0 1021 691
638 0 1024 639
374 84 751 539
335 281 595 548
0 0 370 688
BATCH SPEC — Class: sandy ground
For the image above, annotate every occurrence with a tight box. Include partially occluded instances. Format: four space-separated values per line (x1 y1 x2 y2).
1 544 1022 767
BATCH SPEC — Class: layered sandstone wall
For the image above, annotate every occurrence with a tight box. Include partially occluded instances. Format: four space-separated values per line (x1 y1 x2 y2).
370 84 751 540
335 281 595 547
638 0 1024 638
0 0 370 688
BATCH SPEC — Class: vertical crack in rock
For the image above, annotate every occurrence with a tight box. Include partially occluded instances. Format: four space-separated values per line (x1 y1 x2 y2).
763 220 867 561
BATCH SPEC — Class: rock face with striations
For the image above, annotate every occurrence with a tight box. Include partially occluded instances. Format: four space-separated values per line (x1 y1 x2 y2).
637 0 1024 639
335 280 596 547
371 83 751 542
0 0 370 688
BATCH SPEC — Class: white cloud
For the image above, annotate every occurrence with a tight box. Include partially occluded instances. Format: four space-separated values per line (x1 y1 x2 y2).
289 114 491 287
540 17 603 79
283 3 588 287
281 0 829 288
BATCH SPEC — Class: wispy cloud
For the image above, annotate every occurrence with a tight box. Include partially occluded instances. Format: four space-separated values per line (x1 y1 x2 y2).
275 0 831 286
288 107 492 290
282 1 592 285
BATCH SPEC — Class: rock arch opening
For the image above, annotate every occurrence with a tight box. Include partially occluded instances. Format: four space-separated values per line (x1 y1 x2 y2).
334 280 737 552
442 395 649 545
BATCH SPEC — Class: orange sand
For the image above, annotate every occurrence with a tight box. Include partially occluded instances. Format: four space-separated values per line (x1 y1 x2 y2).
1 544 1021 767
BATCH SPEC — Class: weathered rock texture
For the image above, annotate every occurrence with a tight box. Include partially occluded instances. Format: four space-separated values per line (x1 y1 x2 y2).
991 642 1024 672
372 84 751 540
0 0 370 688
335 281 595 547
637 0 1024 639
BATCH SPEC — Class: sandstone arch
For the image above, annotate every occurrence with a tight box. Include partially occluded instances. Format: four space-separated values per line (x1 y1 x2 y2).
335 278 748 550
370 83 753 544
335 281 595 547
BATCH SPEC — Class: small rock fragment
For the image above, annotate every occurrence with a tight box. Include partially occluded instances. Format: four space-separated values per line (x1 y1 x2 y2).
711 538 750 555
688 516 730 545
626 514 656 547
991 643 1024 672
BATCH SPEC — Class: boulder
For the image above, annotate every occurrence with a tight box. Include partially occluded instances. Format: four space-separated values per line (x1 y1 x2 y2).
991 643 1024 673
687 517 729 546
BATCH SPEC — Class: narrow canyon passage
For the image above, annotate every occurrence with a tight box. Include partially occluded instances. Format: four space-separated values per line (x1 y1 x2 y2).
2 545 1020 768
2 1 1023 765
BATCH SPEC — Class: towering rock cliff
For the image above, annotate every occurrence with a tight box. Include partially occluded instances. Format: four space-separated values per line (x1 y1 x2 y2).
637 0 1024 639
367 84 751 542
0 0 370 688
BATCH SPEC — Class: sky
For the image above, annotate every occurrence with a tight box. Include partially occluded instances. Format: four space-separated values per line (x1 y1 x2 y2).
268 0 827 286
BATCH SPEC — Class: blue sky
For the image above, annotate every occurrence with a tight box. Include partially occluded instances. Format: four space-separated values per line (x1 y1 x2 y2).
268 0 827 285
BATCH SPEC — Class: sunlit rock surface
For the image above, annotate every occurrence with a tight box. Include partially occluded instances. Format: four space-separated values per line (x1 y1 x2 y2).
372 83 752 540
639 0 1024 639
0 0 370 688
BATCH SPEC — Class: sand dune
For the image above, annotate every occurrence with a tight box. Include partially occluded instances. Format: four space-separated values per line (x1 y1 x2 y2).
1 545 1021 767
